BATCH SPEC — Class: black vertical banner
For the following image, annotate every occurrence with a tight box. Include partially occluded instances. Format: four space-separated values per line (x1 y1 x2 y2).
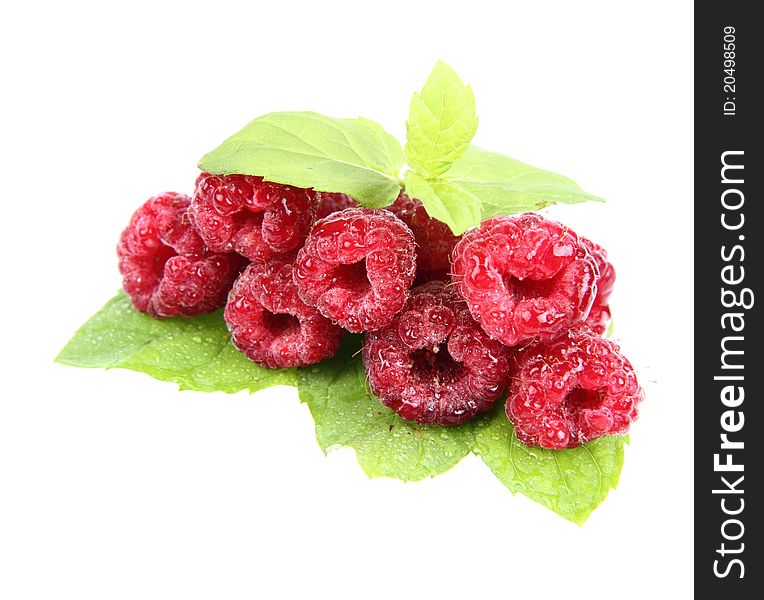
695 2 761 596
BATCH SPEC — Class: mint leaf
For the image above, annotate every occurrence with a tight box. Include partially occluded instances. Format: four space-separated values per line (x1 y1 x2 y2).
401 62 601 234
199 111 404 208
56 292 295 393
59 296 625 522
403 145 604 235
405 61 478 178
445 145 605 218
472 403 626 524
297 336 474 480
404 171 481 235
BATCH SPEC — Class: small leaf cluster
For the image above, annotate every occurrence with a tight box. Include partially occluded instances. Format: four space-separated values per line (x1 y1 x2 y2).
199 61 602 235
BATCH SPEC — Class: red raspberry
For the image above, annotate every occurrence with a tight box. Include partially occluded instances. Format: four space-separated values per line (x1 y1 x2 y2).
316 192 358 220
117 193 244 317
293 208 417 332
506 328 642 449
581 238 616 335
224 256 343 368
387 193 460 273
363 281 510 425
451 213 598 346
189 173 319 261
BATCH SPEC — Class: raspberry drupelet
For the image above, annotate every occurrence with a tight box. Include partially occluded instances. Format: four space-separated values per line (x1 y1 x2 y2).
293 208 417 333
189 173 319 261
506 328 642 449
386 193 461 274
316 192 359 220
224 256 343 369
118 192 244 317
363 281 510 426
581 238 616 335
451 213 599 347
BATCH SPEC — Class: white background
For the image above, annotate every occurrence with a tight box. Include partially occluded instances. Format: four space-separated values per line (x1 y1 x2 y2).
0 1 693 598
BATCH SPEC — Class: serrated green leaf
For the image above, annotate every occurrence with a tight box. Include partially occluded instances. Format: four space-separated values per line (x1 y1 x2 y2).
404 171 481 235
297 336 474 480
444 145 605 219
402 145 603 234
56 292 295 393
199 111 404 208
405 61 478 178
60 297 626 522
472 403 625 525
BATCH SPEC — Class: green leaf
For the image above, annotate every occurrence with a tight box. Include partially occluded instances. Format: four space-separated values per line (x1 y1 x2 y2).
199 111 404 208
404 171 482 235
402 145 604 234
297 336 474 480
445 145 605 219
60 296 626 522
56 292 295 393
405 61 478 178
472 403 626 525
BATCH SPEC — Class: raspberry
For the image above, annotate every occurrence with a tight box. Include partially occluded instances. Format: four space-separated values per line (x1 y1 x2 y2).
316 192 358 220
363 281 510 425
506 328 642 449
581 238 616 335
189 173 319 261
451 213 598 346
293 208 417 332
224 256 343 368
387 193 460 273
117 192 244 317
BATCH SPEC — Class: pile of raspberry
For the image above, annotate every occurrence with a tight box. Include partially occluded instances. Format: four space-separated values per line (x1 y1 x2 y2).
118 175 642 449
